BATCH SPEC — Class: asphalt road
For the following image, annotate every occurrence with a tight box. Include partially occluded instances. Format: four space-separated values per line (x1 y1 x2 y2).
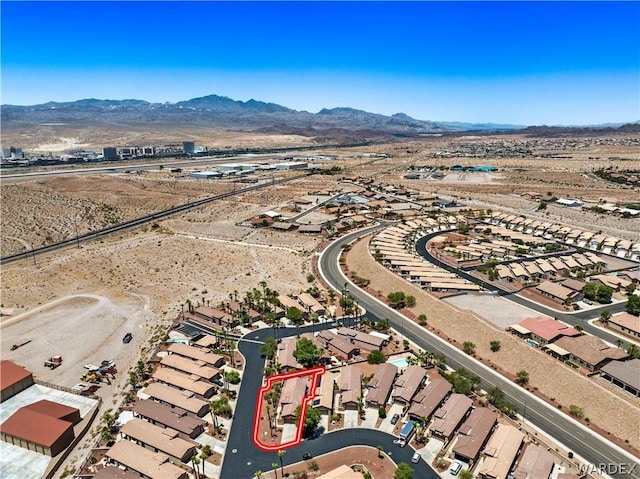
413 233 633 349
318 226 640 479
220 323 439 479
0 153 301 180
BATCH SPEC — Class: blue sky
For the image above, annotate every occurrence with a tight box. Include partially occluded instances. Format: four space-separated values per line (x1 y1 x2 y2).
2 1 638 125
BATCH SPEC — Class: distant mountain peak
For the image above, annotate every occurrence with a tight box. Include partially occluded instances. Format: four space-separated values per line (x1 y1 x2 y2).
0 93 532 137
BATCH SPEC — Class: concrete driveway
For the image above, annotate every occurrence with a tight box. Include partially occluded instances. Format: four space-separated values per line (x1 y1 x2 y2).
415 437 444 466
343 408 359 428
282 423 298 443
361 406 379 428
380 403 405 434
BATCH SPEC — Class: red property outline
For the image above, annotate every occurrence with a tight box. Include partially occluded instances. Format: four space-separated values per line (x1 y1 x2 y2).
252 366 326 452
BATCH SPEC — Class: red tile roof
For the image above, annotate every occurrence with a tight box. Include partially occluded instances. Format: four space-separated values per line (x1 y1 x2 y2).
0 409 73 447
0 360 32 392
517 317 581 342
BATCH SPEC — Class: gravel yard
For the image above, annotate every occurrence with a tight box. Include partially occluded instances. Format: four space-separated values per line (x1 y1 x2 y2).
345 234 640 450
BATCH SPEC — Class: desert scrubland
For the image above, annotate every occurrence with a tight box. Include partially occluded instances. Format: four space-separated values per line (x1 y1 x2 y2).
1 131 639 464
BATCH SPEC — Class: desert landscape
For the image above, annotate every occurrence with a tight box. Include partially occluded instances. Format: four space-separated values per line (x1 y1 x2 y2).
1 130 639 478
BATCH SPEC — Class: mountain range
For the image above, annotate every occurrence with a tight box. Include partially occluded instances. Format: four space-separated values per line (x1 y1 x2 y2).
2 94 638 138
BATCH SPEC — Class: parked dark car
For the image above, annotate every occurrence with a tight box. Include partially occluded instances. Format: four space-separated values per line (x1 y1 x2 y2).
212 377 224 387
390 413 400 425
122 333 133 344
307 426 325 440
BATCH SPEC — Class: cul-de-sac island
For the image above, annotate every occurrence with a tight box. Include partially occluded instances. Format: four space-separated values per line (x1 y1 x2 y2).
1 97 638 479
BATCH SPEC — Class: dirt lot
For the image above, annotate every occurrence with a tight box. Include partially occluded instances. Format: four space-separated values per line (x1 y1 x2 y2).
0 294 153 390
345 234 640 450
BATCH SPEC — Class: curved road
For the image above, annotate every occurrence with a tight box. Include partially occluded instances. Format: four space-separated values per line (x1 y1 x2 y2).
220 324 438 479
413 233 633 349
318 226 640 479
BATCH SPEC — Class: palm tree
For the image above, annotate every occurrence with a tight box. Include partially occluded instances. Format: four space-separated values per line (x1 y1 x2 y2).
515 370 529 386
265 403 274 436
310 312 319 333
376 445 383 458
272 463 279 479
200 445 211 477
254 471 263 479
191 455 200 479
210 398 228 429
228 338 236 367
615 338 624 348
277 450 286 476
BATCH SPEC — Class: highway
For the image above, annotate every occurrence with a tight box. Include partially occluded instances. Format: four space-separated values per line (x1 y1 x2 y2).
0 152 312 180
219 324 439 479
318 226 640 479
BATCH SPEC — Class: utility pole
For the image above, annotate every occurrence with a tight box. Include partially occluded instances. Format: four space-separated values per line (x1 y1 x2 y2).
74 216 80 248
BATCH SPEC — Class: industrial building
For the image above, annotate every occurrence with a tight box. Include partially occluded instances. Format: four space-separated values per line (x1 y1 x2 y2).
182 141 195 155
0 360 34 402
0 400 80 456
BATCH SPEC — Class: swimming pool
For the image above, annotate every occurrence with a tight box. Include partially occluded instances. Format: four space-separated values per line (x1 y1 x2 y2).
391 357 409 368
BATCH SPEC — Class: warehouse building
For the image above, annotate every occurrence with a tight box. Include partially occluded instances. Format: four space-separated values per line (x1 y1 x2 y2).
0 401 80 456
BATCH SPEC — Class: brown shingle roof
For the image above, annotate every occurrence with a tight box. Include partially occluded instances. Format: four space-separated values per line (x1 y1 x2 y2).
512 443 556 479
453 407 498 462
430 393 473 439
600 359 640 391
479 424 525 479
407 377 451 418
536 281 578 301
106 440 187 479
337 327 386 350
120 419 196 462
160 354 219 381
393 365 428 403
553 335 629 369
365 363 397 406
152 368 215 397
167 343 224 367
317 330 359 358
133 400 206 437
610 312 640 335
143 383 208 416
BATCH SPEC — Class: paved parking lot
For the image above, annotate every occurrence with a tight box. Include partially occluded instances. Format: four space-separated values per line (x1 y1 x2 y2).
444 293 537 329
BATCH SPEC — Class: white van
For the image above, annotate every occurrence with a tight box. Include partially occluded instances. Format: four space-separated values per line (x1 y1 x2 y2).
411 452 421 464
449 461 462 476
